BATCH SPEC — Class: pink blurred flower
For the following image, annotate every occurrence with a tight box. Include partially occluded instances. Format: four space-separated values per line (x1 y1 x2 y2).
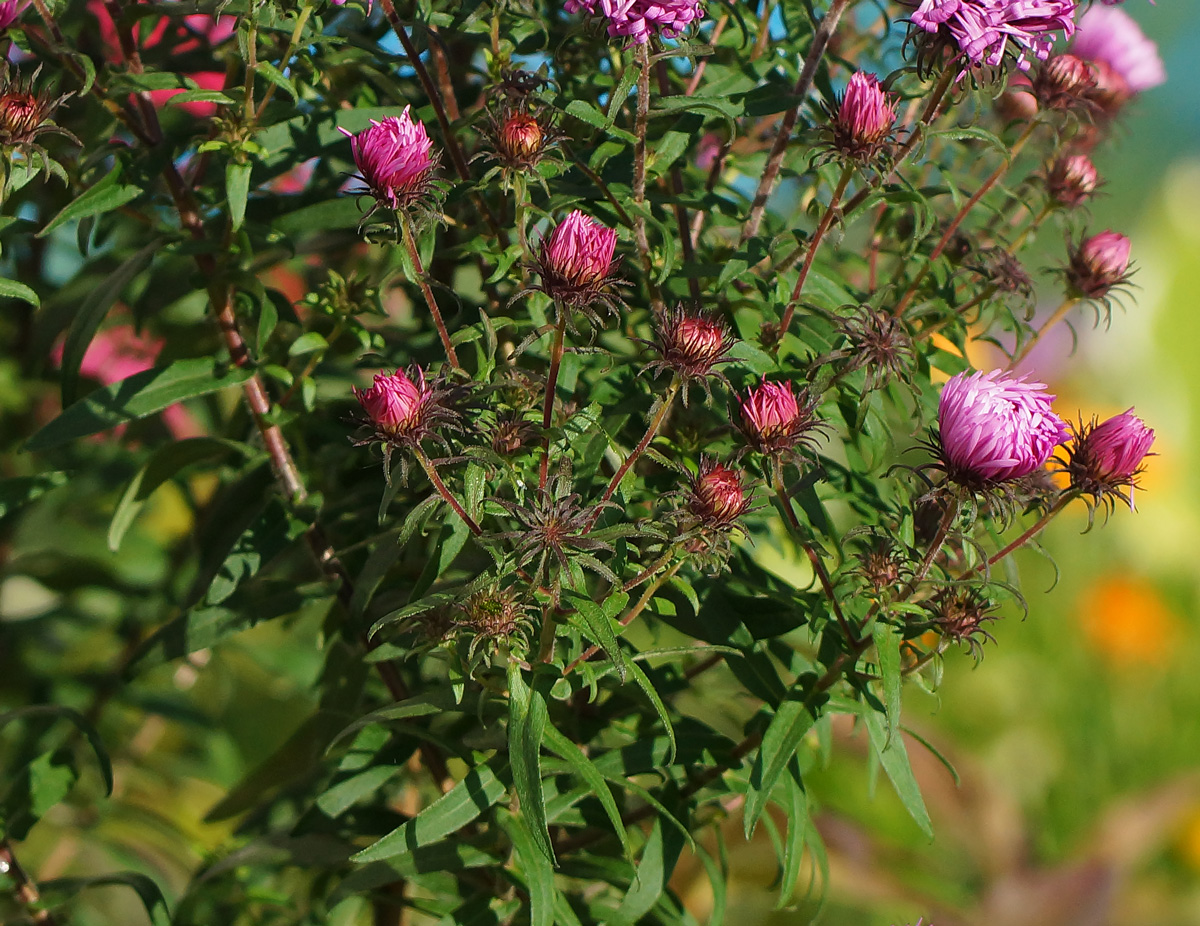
565 0 705 44
1064 408 1155 509
354 367 432 437
909 0 1076 72
1072 5 1165 101
831 71 896 160
695 132 722 171
340 107 437 210
536 209 618 303
52 325 200 440
1045 153 1099 207
0 0 28 29
937 369 1069 486
1067 230 1131 299
739 379 822 456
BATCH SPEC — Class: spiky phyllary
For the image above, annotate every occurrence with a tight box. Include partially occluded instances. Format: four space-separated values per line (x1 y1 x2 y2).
0 65 76 169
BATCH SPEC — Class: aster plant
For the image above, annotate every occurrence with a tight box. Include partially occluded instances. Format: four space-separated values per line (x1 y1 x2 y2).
0 0 1172 923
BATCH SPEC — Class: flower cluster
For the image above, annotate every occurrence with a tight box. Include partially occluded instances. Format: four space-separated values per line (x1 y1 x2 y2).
909 0 1077 72
566 0 705 44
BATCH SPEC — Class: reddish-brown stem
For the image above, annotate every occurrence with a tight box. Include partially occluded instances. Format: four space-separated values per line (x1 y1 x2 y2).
632 43 654 283
538 315 568 491
777 163 853 343
685 14 728 96
564 561 684 675
966 492 1076 578
401 214 460 368
892 120 1038 318
741 0 852 243
1 839 56 925
414 447 482 535
591 379 681 526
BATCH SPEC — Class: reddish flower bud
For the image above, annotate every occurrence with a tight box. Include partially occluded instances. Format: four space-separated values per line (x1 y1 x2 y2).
689 458 751 528
0 66 73 153
1045 154 1099 207
648 306 734 384
738 379 822 456
535 210 618 307
1066 230 1132 299
354 367 431 437
1032 54 1097 110
1063 409 1154 510
830 71 896 161
936 370 1069 487
498 113 542 161
340 106 437 210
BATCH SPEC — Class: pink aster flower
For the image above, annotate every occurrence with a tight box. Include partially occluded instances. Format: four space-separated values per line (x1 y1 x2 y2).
535 209 619 306
830 71 896 161
1072 5 1165 105
0 0 28 29
340 107 437 210
354 367 432 438
739 379 822 456
1063 408 1155 510
909 0 1077 73
565 0 705 45
937 369 1069 486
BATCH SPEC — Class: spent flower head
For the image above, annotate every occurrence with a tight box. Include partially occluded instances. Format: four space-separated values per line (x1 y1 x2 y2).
925 587 999 660
934 369 1069 489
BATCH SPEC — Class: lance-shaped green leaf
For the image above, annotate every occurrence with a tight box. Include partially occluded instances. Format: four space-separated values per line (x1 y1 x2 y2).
744 679 823 838
26 357 252 451
40 873 170 926
542 722 631 859
498 810 555 926
0 276 40 306
38 164 143 238
507 661 555 863
0 472 69 521
863 709 933 837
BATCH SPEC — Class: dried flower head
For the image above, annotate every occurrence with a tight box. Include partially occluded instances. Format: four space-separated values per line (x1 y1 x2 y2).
909 0 1076 74
1045 153 1100 207
454 588 529 639
1065 229 1132 300
934 370 1069 489
854 536 911 596
828 71 896 163
926 587 999 660
833 306 915 391
973 246 1034 301
643 306 735 397
1061 408 1154 512
565 0 705 45
340 106 440 213
491 411 539 457
1073 5 1165 115
1031 54 1097 110
738 379 824 457
532 209 621 318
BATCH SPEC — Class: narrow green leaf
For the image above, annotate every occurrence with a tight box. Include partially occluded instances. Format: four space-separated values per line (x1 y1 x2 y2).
329 692 460 748
507 662 555 864
498 810 554 926
26 358 253 451
60 240 161 406
39 166 142 238
776 760 808 909
0 704 114 796
0 276 39 306
745 690 817 838
863 710 933 837
0 472 69 521
40 872 170 926
227 161 252 230
316 765 401 818
621 657 675 764
541 723 631 859
566 592 626 680
352 763 507 863
874 623 902 741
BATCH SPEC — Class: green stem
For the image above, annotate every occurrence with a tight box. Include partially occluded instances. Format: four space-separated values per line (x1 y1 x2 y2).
1008 297 1078 371
539 312 568 491
255 3 312 119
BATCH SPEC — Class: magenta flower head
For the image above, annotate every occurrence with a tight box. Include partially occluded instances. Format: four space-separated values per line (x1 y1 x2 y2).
644 306 735 395
1045 153 1099 207
909 0 1076 74
0 0 27 28
340 106 438 211
830 71 897 162
689 458 752 530
1066 230 1132 299
565 0 704 44
1073 5 1165 111
738 379 823 456
1062 408 1155 510
936 369 1069 488
534 209 619 312
351 365 464 464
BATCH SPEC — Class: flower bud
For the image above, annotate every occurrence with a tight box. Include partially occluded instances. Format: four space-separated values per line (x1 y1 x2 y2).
1045 154 1099 207
926 588 998 659
1032 54 1097 110
497 112 543 162
1066 230 1131 299
689 458 751 528
340 106 437 209
738 379 822 456
830 71 896 161
936 370 1069 488
536 210 618 304
1064 409 1154 509
354 367 431 437
455 588 525 639
0 0 27 29
650 306 733 381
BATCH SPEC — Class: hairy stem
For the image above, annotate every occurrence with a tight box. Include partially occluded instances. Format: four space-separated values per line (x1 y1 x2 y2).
592 378 681 524
539 313 568 491
655 60 702 306
413 447 482 535
632 43 654 280
401 213 460 367
776 163 853 343
741 0 852 243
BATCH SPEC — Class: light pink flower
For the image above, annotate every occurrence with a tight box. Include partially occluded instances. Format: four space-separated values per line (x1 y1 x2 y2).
340 106 436 209
354 368 431 436
565 0 705 44
1072 6 1165 95
910 0 1077 72
937 370 1069 485
539 210 618 292
832 71 896 159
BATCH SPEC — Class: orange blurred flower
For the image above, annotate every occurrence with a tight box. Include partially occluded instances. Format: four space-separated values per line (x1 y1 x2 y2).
1077 576 1177 666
